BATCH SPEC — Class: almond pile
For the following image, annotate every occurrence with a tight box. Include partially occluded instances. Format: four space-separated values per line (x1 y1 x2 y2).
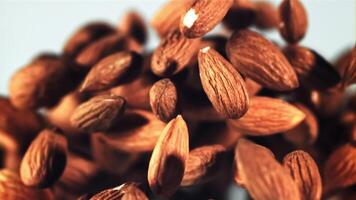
1 0 355 199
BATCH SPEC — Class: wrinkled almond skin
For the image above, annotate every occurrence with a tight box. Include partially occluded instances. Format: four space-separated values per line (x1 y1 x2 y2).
229 97 305 135
0 170 54 200
70 95 126 133
80 51 143 92
20 129 67 188
226 30 299 91
9 56 72 110
151 0 194 38
324 143 356 193
151 30 200 77
283 45 340 90
283 150 322 200
198 47 249 119
148 115 189 197
63 22 115 58
180 0 233 38
90 182 148 200
93 109 166 153
181 145 225 187
235 139 300 200
279 0 308 44
284 103 319 146
119 11 147 45
149 78 178 122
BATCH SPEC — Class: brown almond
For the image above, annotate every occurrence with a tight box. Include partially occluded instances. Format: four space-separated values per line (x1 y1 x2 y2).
235 139 300 200
279 0 308 44
341 47 356 87
0 169 54 200
148 115 189 197
20 129 67 188
324 143 356 193
93 109 166 153
75 33 139 68
151 0 194 38
80 51 143 92
70 94 126 133
63 22 115 58
222 0 257 30
226 29 299 91
181 145 225 187
255 1 279 29
149 78 178 122
119 11 147 45
245 78 262 97
283 45 340 90
180 0 233 38
229 97 305 135
151 30 200 77
284 103 319 146
283 150 322 200
9 56 72 109
198 46 249 119
90 182 148 200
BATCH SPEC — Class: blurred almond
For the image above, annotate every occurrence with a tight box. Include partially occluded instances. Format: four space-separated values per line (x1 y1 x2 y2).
70 94 126 133
93 109 166 153
80 51 143 92
235 139 300 200
0 169 54 200
324 143 356 193
255 1 279 29
180 0 233 38
284 103 319 146
198 46 249 119
20 129 68 188
148 115 189 197
151 30 200 77
151 0 193 38
226 29 299 91
181 145 225 187
63 22 115 58
90 182 148 200
283 150 322 200
119 11 147 45
149 78 178 122
279 0 308 44
229 97 305 135
283 45 340 90
222 0 256 30
341 46 356 87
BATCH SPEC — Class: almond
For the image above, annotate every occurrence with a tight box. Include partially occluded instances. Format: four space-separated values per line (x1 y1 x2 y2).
20 129 68 188
151 30 200 77
119 11 147 45
180 0 233 38
255 1 279 29
63 22 115 58
283 45 340 90
93 109 166 153
222 0 256 30
283 150 322 200
181 145 225 187
198 46 249 119
149 78 178 122
0 169 54 200
226 29 299 91
324 143 356 193
279 0 308 44
235 139 300 200
229 97 305 135
341 46 356 87
90 182 148 200
148 115 189 197
80 51 143 92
